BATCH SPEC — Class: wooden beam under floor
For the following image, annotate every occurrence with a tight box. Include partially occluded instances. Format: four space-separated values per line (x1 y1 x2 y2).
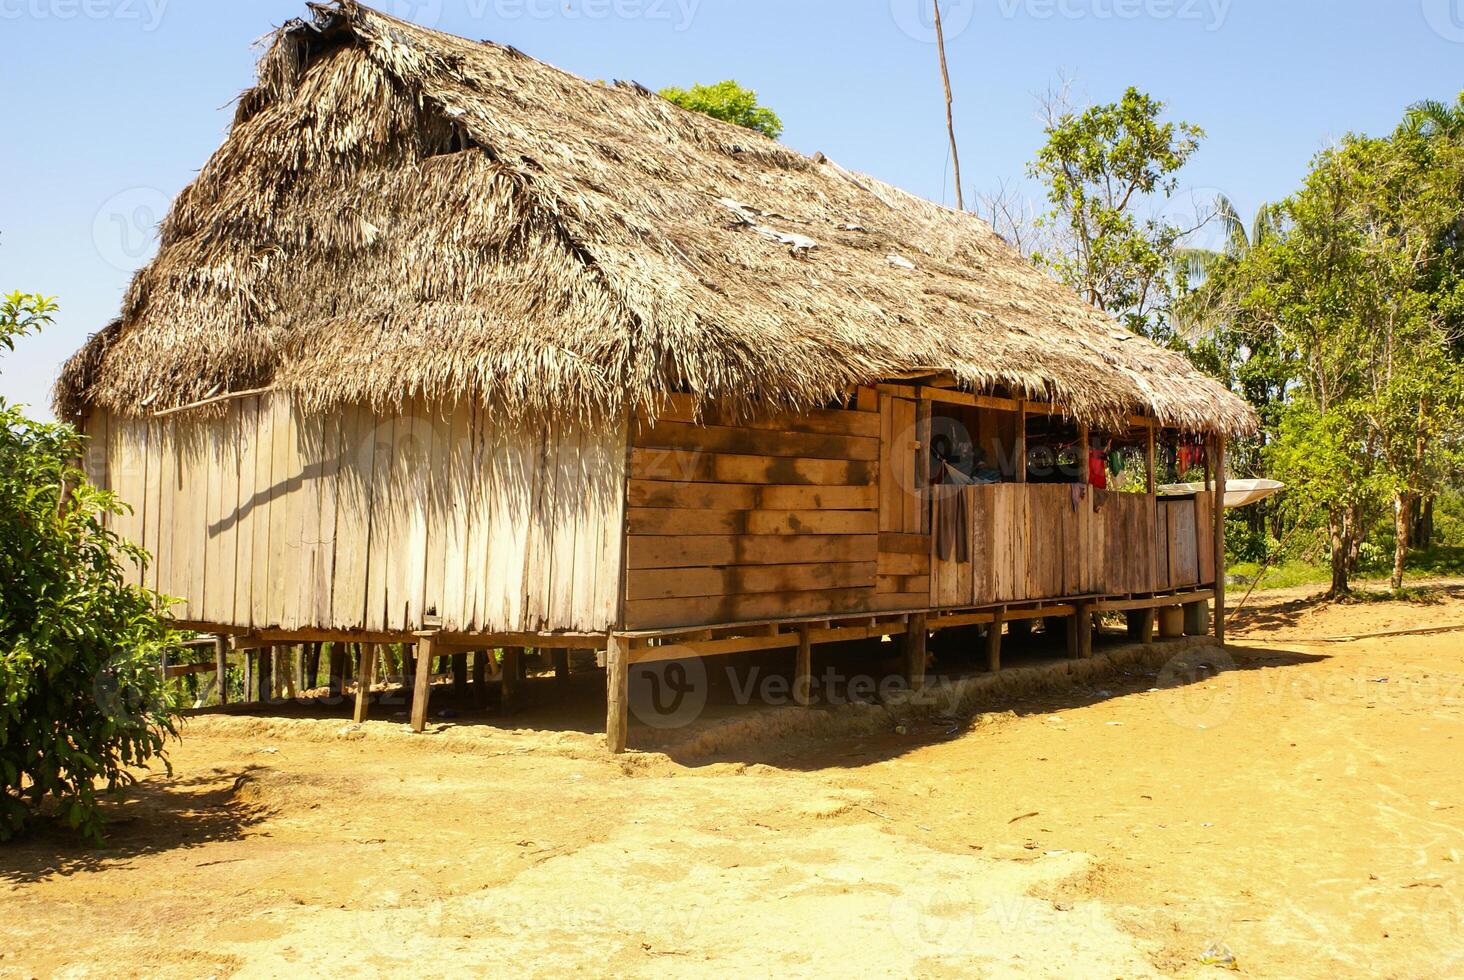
904 613 928 691
353 644 375 724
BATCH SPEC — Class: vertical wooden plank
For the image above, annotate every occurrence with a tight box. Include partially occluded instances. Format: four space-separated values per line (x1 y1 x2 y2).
897 397 919 533
547 422 583 630
182 423 209 621
332 404 372 629
140 419 161 594
1014 402 1027 483
484 419 531 632
263 396 292 627
288 412 321 631
522 421 559 632
311 409 343 628
363 411 395 632
878 395 896 532
420 406 452 629
462 403 491 633
971 485 996 606
232 398 259 628
439 400 473 632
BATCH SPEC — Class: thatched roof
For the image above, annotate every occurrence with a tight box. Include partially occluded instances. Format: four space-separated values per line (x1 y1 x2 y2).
56 0 1256 436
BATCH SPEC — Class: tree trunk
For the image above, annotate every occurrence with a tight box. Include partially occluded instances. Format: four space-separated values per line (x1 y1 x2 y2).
1328 512 1350 597
1392 493 1413 592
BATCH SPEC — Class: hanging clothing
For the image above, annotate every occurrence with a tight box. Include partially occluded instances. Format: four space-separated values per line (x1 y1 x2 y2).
934 463 971 563
1088 449 1109 490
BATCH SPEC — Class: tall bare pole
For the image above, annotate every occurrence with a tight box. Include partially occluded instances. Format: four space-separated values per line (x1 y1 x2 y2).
932 0 964 211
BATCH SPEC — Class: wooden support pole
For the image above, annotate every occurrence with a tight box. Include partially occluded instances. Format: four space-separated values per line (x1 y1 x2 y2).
1145 422 1157 494
451 652 468 697
1076 601 1094 659
214 636 229 706
410 635 437 733
257 647 273 703
1064 613 1080 659
243 648 254 704
327 644 346 699
903 613 928 691
1212 436 1227 643
793 625 813 707
1078 423 1091 486
1015 400 1028 482
501 647 521 716
606 636 630 754
305 642 321 691
553 649 570 685
353 645 375 724
986 614 1003 673
473 651 488 709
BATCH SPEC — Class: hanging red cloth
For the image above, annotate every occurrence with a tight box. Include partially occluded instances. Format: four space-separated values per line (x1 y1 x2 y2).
1088 449 1109 490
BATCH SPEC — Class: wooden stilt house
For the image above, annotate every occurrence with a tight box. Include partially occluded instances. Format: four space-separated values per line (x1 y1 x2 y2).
57 2 1257 750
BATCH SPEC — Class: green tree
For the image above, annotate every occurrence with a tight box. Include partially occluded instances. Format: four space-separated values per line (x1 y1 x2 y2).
658 80 784 140
1028 87 1204 340
0 292 181 843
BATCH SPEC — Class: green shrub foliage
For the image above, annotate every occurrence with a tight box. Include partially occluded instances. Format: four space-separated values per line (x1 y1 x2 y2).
0 292 180 843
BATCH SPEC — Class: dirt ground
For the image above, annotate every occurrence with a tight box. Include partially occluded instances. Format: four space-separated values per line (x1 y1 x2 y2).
3 585 1462 978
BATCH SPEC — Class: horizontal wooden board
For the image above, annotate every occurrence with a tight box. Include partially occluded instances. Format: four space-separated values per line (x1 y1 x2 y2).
878 533 931 555
636 420 879 462
628 508 877 537
628 480 877 512
877 574 930 595
646 394 881 438
632 449 875 487
627 561 878 601
626 534 879 570
878 551 930 577
625 586 879 631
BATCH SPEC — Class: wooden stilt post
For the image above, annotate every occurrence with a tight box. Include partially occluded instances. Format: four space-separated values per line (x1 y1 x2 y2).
327 644 346 699
306 642 321 691
291 645 304 697
214 636 229 706
410 634 438 733
451 653 468 698
1212 436 1228 643
1015 400 1028 483
606 636 629 754
501 647 521 716
472 651 488 709
904 613 928 691
793 625 813 707
1065 613 1080 659
243 648 254 704
1078 423 1091 487
986 613 1004 673
553 649 570 685
353 644 375 724
257 647 274 703
1076 601 1094 658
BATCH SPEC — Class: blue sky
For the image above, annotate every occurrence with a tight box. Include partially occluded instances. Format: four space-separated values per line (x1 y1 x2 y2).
3 0 1460 417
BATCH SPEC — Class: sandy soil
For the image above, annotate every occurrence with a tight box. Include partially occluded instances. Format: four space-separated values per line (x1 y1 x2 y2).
3 586 1462 978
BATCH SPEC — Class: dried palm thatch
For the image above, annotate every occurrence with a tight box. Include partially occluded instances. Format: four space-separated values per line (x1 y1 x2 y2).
55 1 1256 436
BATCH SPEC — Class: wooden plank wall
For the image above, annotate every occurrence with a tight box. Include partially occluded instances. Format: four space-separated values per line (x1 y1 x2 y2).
935 487 1208 607
85 397 626 634
876 394 931 611
625 395 882 630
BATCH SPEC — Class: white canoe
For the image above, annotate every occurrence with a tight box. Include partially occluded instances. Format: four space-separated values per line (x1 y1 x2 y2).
1158 479 1285 509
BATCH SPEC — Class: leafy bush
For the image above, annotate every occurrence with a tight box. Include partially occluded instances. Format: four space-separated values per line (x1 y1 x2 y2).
658 80 784 139
0 292 180 843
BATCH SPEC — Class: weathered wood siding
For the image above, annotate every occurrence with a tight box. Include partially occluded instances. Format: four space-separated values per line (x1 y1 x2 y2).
625 394 881 630
84 395 626 634
876 393 931 611
933 487 1209 606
